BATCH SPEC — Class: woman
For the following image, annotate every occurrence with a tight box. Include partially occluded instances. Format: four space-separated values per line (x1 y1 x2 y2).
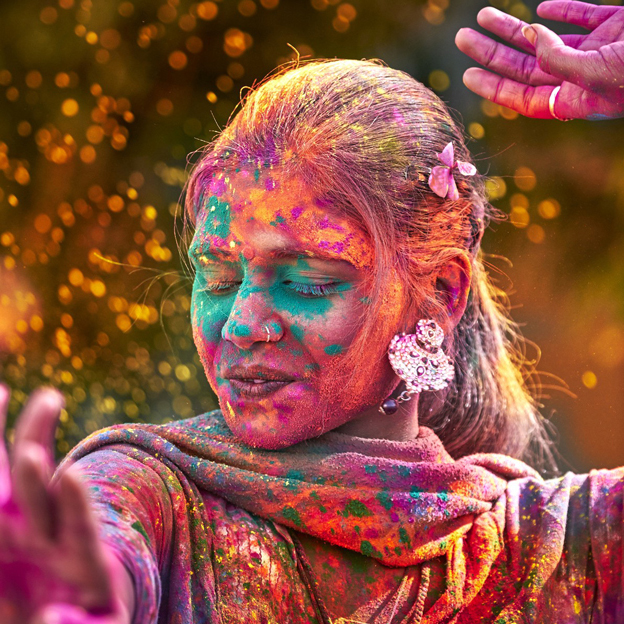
1 3 624 623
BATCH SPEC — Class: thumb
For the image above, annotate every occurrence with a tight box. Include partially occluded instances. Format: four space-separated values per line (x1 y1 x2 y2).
523 22 592 86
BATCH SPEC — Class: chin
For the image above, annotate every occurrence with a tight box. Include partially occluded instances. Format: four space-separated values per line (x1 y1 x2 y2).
218 394 334 449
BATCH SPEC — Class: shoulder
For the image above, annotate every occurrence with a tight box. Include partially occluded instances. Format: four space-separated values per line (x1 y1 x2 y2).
61 409 227 462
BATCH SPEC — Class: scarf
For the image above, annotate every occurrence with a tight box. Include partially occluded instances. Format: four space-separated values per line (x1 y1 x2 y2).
62 411 541 623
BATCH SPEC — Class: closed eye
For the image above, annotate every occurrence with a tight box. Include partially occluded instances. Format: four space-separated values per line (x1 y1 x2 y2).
198 281 241 295
283 281 342 298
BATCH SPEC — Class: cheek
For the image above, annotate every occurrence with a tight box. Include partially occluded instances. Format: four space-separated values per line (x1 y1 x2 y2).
191 289 231 379
304 296 394 408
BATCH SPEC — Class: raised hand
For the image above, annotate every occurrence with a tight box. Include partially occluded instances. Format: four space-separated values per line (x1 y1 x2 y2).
455 1 624 120
0 386 134 624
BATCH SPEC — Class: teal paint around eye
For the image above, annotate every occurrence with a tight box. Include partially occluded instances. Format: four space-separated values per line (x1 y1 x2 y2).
324 344 343 356
305 363 320 372
269 282 333 319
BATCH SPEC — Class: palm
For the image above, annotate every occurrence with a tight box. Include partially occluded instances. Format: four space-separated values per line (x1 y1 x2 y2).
456 1 624 120
0 389 130 624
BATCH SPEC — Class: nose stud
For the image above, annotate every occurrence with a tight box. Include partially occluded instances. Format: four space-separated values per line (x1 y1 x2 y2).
264 325 271 343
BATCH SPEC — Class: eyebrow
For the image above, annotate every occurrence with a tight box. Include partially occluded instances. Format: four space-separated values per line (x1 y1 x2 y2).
190 245 348 264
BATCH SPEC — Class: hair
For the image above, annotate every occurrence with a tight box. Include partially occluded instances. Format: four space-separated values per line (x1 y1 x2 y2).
184 59 558 475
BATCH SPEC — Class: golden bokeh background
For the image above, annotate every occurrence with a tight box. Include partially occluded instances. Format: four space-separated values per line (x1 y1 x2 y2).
1 0 624 472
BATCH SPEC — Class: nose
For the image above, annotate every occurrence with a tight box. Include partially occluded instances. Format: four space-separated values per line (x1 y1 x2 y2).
222 282 284 349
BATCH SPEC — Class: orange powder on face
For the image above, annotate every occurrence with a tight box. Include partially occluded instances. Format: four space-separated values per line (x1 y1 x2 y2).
210 168 375 271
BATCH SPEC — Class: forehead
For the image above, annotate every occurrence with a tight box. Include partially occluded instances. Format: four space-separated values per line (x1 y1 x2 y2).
191 167 374 269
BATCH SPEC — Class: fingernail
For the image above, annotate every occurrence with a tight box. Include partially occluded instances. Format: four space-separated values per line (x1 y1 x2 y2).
522 25 537 46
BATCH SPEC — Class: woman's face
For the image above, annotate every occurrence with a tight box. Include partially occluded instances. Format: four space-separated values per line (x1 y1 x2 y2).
189 166 400 448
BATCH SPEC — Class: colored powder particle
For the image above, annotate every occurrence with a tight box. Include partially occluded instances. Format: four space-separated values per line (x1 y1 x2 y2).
399 527 411 546
376 491 393 511
324 344 343 356
344 499 372 518
409 485 424 499
282 505 302 527
233 324 251 337
359 540 381 558
131 520 150 542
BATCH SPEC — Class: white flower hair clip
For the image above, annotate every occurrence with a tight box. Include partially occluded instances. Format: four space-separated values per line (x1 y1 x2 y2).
428 142 477 201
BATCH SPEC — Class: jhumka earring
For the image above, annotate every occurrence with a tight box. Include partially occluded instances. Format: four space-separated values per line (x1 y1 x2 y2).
379 319 454 415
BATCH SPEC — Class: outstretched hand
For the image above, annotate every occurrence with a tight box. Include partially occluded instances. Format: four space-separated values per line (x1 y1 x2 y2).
0 386 134 624
455 1 624 120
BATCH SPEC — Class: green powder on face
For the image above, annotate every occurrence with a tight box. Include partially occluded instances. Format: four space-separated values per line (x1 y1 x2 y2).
323 344 343 356
233 323 251 337
269 283 333 319
291 325 305 341
206 195 231 240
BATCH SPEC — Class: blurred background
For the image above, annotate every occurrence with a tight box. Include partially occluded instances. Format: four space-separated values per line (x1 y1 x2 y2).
1 0 623 473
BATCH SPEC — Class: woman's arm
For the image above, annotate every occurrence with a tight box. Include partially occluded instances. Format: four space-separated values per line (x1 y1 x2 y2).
455 1 624 120
0 387 135 624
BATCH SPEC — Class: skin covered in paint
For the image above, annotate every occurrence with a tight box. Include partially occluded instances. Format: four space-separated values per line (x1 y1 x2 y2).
189 166 418 450
456 1 624 120
0 388 134 624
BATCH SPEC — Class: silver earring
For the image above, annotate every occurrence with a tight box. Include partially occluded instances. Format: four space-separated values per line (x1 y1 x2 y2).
379 319 454 415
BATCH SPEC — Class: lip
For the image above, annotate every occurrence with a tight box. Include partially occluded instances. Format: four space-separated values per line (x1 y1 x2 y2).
227 378 295 398
222 364 299 399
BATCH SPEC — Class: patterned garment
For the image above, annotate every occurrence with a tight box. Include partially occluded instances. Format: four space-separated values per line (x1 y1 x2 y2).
60 411 624 623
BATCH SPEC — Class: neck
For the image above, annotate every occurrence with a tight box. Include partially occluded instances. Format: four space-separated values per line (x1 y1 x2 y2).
334 396 420 441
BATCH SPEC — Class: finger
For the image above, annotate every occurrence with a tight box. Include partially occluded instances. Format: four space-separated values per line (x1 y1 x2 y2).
34 603 123 624
0 385 11 505
463 67 553 118
56 470 114 609
476 7 536 53
13 442 57 539
13 388 63 468
529 23 613 93
455 28 561 86
537 1 622 30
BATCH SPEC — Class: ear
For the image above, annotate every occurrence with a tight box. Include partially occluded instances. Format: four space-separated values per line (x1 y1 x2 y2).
434 254 472 327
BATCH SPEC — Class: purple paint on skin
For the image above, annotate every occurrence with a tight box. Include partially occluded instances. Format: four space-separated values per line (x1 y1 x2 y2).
313 196 333 209
210 175 227 196
291 206 304 219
